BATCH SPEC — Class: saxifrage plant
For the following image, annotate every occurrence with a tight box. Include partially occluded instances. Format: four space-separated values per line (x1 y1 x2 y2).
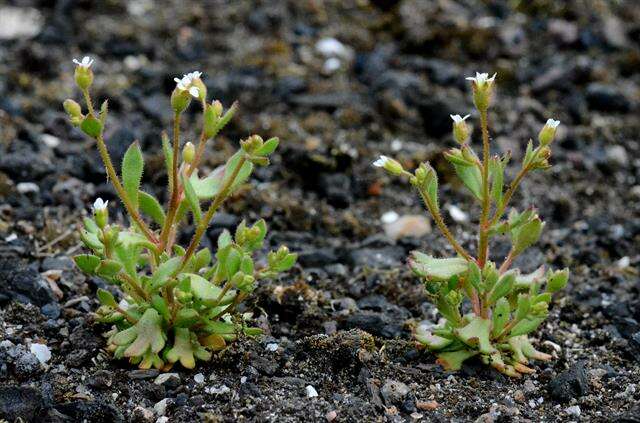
65 57 297 370
374 72 569 377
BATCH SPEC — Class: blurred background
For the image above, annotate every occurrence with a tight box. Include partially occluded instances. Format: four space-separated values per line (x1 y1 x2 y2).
1 0 640 421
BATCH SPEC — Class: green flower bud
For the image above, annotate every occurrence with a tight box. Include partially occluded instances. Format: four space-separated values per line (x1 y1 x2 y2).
203 103 219 138
450 114 470 144
73 56 95 90
182 142 195 164
546 268 569 293
372 155 404 176
466 72 496 111
171 88 192 114
241 135 264 154
538 119 560 146
92 198 109 229
63 99 82 118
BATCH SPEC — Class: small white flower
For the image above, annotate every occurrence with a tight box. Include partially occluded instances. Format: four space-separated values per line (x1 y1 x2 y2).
174 71 202 98
92 197 108 212
450 114 470 124
73 56 94 68
186 71 202 80
465 72 496 86
545 118 560 128
373 155 390 168
174 75 191 91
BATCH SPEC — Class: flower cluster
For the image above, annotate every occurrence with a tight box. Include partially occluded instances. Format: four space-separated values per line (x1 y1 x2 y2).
374 72 569 377
65 57 296 370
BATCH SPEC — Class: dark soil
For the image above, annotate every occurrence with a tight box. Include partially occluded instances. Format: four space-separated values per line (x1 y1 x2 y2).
1 0 640 422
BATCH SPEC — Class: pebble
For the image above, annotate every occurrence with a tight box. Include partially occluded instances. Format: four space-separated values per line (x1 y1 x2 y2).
322 58 342 75
154 373 180 386
153 398 170 416
383 214 431 240
29 343 51 365
447 205 469 223
193 373 205 384
16 182 39 194
565 405 581 418
0 7 43 40
266 343 279 352
40 134 61 148
156 417 169 423
415 400 438 410
616 256 631 269
315 38 352 60
131 405 154 422
381 379 410 405
381 211 399 224
606 145 629 167
206 385 230 395
326 410 337 421
306 385 319 398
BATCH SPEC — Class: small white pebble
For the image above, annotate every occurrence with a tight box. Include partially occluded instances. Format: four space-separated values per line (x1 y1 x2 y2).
17 182 39 194
194 373 204 384
30 343 51 364
565 405 581 417
315 38 350 59
240 376 247 384
447 205 468 223
381 211 399 224
156 417 169 423
617 256 631 269
266 343 279 352
5 233 17 242
206 385 230 395
306 385 319 398
322 57 341 74
41 134 60 148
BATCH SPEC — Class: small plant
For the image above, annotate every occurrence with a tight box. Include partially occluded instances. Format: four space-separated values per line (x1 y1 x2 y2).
65 57 297 370
374 73 569 377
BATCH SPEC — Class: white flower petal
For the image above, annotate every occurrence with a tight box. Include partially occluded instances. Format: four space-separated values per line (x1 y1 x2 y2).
546 118 560 128
92 198 108 212
373 155 389 167
189 86 200 98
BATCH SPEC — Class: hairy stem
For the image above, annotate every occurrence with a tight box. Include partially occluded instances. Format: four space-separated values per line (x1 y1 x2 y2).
416 186 473 262
477 109 491 268
82 90 158 244
158 113 182 252
499 249 515 274
179 156 248 270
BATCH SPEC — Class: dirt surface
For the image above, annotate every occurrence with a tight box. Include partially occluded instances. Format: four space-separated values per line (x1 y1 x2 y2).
1 0 640 422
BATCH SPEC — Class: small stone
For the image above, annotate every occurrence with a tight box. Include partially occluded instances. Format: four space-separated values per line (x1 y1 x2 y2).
194 373 205 384
153 398 170 416
415 400 438 410
128 369 159 379
383 215 431 241
306 385 319 398
565 405 581 418
523 379 536 394
606 145 629 167
16 182 39 194
325 410 337 421
29 343 51 365
381 379 410 406
381 211 399 224
0 7 43 40
206 385 230 395
131 405 154 423
41 134 61 148
156 417 169 423
322 58 342 75
513 390 525 403
265 343 279 352
447 205 468 223
315 38 352 60
548 361 588 403
617 256 631 269
154 373 180 387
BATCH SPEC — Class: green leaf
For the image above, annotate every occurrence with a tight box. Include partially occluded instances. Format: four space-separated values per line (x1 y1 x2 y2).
455 317 495 354
436 349 478 371
74 254 101 274
83 217 100 234
80 115 102 138
255 137 279 156
511 216 544 255
113 308 166 357
509 317 544 337
149 257 182 290
546 268 569 293
151 294 171 322
122 141 144 210
188 274 236 305
174 308 200 327
488 270 516 304
189 167 223 200
97 288 118 308
138 191 165 226
453 163 482 200
114 242 139 278
218 229 232 249
409 252 468 281
96 259 123 278
166 328 197 369
492 298 511 338
191 248 212 272
222 151 254 193
270 253 297 273
80 230 103 250
99 100 109 125
467 261 482 292
515 294 531 321
182 173 202 224
416 325 453 351
514 266 546 290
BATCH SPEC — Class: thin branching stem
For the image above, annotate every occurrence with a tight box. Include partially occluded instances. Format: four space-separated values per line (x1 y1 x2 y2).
477 109 491 268
158 113 183 251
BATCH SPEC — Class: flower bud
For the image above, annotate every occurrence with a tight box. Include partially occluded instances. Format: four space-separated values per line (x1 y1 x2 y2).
538 119 560 146
92 198 109 229
450 114 470 144
546 268 569 293
241 135 264 154
466 72 496 111
63 99 82 118
372 155 403 176
182 142 195 164
203 103 219 138
73 56 95 90
171 88 192 114
191 76 207 102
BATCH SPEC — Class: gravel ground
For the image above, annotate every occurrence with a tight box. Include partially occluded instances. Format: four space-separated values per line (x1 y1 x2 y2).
1 0 640 421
